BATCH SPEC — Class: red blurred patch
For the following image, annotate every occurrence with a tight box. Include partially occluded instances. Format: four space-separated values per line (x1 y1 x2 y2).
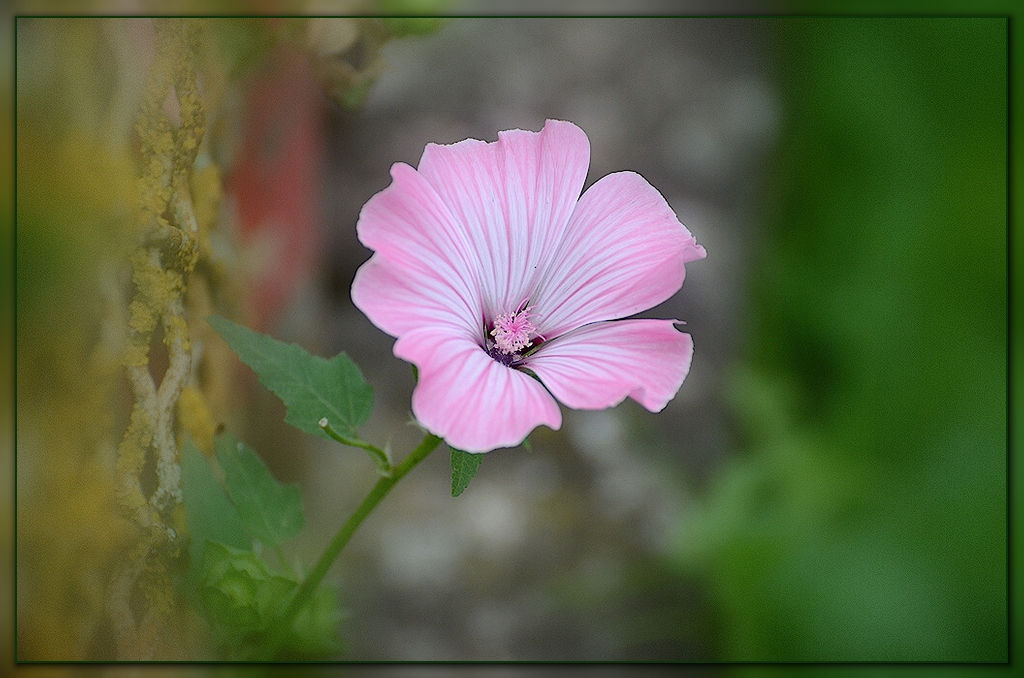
226 44 327 331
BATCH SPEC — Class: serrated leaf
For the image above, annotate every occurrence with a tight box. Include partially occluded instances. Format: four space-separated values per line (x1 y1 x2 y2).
450 447 483 497
207 315 373 441
216 432 304 546
181 437 250 567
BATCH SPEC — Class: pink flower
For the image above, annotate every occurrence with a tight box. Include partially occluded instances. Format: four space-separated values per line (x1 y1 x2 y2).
351 119 706 453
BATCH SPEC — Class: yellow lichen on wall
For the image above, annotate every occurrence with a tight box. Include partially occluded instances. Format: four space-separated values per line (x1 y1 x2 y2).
17 17 237 660
107 18 218 658
16 18 143 658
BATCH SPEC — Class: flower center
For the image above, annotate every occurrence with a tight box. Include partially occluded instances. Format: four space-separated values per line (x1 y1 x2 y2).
491 307 537 354
484 304 546 367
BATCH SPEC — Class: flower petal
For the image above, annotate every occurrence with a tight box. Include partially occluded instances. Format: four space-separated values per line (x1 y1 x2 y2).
417 119 590 317
531 171 706 338
352 162 484 338
526 319 695 412
351 254 480 341
396 330 562 453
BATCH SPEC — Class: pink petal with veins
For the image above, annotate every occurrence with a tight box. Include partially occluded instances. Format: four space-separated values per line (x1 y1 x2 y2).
527 319 695 412
396 329 562 453
531 171 706 338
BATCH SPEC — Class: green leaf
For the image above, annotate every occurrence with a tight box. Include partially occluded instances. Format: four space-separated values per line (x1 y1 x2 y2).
450 447 483 497
216 432 304 546
180 437 250 567
285 584 345 659
207 315 373 441
196 539 340 660
200 541 270 620
198 541 298 652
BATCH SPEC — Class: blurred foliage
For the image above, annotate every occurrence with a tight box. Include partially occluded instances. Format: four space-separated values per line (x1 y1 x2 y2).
300 12 451 111
182 435 342 660
196 539 342 660
675 18 1006 661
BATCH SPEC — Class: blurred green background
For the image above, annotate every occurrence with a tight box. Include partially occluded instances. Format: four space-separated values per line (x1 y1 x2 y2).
673 18 1006 661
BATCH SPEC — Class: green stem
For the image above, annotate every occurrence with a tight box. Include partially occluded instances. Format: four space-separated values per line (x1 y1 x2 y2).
262 432 442 658
318 417 392 476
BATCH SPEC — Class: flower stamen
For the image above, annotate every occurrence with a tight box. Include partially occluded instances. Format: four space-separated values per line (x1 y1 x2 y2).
490 306 538 355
